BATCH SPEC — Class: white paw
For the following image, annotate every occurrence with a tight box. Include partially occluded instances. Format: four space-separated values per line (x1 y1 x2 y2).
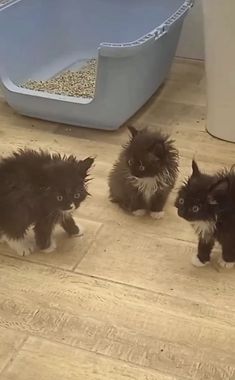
72 218 85 237
191 254 209 267
132 209 146 217
76 224 84 237
218 258 234 269
150 211 165 220
42 239 57 253
7 238 35 257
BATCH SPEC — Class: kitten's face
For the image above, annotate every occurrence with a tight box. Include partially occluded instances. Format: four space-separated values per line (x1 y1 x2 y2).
175 161 216 222
49 179 87 212
126 126 167 178
43 157 93 212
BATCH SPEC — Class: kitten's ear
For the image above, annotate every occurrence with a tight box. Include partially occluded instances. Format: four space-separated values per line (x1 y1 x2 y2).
192 160 200 177
78 157 95 177
207 178 229 205
128 126 138 138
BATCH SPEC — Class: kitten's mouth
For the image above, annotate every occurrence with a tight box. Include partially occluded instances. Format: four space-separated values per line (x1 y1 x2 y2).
62 204 76 213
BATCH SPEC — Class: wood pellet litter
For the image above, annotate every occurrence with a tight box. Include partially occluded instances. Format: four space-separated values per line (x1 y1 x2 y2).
22 59 97 98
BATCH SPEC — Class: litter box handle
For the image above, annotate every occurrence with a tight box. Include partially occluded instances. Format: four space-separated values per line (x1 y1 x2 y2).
154 0 193 39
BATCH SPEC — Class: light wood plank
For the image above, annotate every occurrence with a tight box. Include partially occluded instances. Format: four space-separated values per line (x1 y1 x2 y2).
77 224 235 308
0 327 26 372
168 58 205 84
0 337 180 380
1 99 235 168
134 100 206 132
157 80 206 106
0 256 235 380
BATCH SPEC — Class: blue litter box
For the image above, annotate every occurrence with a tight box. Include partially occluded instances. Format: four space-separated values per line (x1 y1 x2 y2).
0 0 193 130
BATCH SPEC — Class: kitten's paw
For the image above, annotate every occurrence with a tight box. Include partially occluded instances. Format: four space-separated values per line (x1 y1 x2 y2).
42 239 57 253
7 238 35 257
191 254 209 267
150 211 165 220
218 258 234 269
76 224 84 237
132 209 146 217
72 218 85 237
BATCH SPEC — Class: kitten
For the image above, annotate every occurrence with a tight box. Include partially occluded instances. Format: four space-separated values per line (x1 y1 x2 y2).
0 149 94 256
175 160 235 268
109 126 179 218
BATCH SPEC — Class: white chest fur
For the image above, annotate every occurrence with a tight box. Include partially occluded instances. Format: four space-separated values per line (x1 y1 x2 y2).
191 220 216 242
131 176 159 203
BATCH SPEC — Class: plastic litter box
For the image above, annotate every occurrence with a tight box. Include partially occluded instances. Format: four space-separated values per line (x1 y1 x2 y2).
0 0 193 130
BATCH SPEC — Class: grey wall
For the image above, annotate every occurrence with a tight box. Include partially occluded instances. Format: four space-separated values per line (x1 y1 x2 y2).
176 0 204 60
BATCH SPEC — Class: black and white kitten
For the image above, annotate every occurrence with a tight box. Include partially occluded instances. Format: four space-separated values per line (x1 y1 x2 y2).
0 149 94 256
175 160 235 269
109 126 179 218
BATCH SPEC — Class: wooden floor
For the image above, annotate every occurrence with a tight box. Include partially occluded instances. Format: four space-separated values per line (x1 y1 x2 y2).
0 59 235 380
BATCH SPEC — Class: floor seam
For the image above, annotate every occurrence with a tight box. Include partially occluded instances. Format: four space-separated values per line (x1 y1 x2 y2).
0 253 234 330
0 334 29 377
71 223 104 272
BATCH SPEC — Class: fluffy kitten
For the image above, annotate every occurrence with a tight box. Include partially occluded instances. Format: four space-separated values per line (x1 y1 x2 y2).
175 160 235 268
109 126 178 218
0 149 94 256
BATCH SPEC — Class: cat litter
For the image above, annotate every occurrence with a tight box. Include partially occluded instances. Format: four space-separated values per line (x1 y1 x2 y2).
0 0 193 130
22 59 97 99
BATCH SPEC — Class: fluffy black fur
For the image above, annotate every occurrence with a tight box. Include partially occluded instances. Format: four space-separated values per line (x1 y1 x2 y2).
175 160 235 268
108 126 179 217
0 149 94 255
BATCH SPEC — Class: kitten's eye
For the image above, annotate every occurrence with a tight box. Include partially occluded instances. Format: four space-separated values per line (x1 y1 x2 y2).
74 193 80 199
57 195 63 202
192 205 200 213
179 198 184 205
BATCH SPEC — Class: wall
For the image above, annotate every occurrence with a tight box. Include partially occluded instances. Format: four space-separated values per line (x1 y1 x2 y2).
176 0 204 60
